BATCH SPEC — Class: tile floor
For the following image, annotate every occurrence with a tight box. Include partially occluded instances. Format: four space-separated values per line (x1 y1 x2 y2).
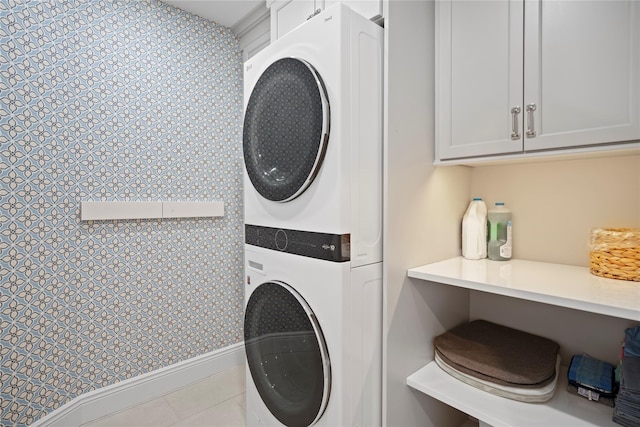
81 365 246 427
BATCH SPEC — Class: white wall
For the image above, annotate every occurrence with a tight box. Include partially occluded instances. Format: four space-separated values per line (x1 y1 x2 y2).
383 1 471 425
469 153 640 367
470 292 636 366
469 154 640 267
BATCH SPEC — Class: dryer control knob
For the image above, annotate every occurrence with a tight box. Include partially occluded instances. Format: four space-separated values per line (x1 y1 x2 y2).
275 229 288 251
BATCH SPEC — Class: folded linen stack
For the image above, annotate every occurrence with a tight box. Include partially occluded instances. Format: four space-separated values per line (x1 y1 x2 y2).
434 320 560 403
613 326 640 426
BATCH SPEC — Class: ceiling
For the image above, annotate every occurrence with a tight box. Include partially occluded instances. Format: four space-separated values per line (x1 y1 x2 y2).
162 0 264 28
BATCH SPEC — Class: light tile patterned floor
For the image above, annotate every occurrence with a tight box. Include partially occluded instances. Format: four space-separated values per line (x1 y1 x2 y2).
81 365 246 427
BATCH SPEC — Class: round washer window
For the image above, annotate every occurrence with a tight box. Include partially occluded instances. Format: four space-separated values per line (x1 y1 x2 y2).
243 58 330 202
244 281 330 427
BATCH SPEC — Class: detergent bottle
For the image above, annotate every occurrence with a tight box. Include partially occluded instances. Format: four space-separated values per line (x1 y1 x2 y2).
462 198 487 259
487 202 512 261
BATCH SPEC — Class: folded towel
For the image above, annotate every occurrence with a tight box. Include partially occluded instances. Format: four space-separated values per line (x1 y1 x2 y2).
613 413 640 427
621 357 640 394
567 354 616 395
624 326 640 358
613 397 640 427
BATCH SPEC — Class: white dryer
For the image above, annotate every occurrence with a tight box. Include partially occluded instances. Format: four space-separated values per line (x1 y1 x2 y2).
242 4 383 268
244 244 382 427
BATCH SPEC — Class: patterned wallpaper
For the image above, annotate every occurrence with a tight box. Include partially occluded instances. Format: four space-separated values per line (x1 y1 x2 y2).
0 1 243 425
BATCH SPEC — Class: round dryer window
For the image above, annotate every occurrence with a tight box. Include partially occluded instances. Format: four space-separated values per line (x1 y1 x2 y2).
244 281 330 427
243 58 330 202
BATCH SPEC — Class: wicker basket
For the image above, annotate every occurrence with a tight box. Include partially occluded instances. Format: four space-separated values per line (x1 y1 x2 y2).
589 228 640 282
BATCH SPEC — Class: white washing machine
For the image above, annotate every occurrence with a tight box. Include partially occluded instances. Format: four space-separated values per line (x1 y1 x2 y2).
244 244 382 427
242 4 383 268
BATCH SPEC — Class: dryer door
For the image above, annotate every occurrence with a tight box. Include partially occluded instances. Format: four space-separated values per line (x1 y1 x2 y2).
244 281 330 427
243 58 330 202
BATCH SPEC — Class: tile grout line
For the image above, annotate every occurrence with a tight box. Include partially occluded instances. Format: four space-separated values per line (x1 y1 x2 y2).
163 394 182 426
166 392 247 426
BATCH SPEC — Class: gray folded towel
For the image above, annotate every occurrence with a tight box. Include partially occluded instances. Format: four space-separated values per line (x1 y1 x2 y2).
621 357 640 394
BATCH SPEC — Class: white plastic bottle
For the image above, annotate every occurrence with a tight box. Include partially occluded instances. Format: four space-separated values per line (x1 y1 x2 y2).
462 198 487 260
488 202 512 261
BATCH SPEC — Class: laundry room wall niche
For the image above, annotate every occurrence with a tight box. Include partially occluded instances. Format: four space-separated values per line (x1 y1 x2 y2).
0 1 244 425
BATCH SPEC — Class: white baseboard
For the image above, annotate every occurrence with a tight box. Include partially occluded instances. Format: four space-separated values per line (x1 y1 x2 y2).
32 342 246 427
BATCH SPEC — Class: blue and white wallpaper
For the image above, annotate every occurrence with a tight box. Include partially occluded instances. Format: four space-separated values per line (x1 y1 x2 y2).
0 0 244 425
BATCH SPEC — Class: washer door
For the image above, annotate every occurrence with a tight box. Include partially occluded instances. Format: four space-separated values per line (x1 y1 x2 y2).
243 58 330 202
244 281 331 427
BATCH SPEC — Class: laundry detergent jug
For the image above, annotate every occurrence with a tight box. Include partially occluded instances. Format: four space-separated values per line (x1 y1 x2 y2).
488 202 512 261
462 198 487 260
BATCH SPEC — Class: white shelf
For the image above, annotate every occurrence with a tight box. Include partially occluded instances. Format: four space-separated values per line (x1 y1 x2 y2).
408 257 640 321
80 201 224 221
407 362 616 427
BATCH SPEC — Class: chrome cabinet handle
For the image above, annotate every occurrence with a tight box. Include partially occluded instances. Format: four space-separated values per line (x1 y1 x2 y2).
510 106 521 140
526 103 537 138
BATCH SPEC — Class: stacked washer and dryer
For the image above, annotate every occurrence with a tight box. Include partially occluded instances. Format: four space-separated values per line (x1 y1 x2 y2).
242 5 383 427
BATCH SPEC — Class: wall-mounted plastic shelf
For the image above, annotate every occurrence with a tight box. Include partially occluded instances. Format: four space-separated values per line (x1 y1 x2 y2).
80 201 225 221
408 257 640 321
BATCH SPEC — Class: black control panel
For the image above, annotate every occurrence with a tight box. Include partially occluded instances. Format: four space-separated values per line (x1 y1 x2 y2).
245 224 350 262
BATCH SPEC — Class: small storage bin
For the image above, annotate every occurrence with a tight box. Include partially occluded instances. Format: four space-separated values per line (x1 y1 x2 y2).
589 228 640 282
567 354 617 407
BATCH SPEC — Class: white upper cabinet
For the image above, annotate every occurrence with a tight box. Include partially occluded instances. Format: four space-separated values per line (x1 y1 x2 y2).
436 0 640 162
436 0 524 159
325 0 382 23
267 0 382 42
268 0 319 41
524 1 640 152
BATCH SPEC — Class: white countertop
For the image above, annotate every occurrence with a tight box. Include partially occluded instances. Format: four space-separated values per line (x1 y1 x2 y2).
408 257 640 321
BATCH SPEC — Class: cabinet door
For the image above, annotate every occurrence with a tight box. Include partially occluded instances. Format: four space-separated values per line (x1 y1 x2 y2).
270 0 319 41
325 0 382 21
524 0 640 151
436 0 524 160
